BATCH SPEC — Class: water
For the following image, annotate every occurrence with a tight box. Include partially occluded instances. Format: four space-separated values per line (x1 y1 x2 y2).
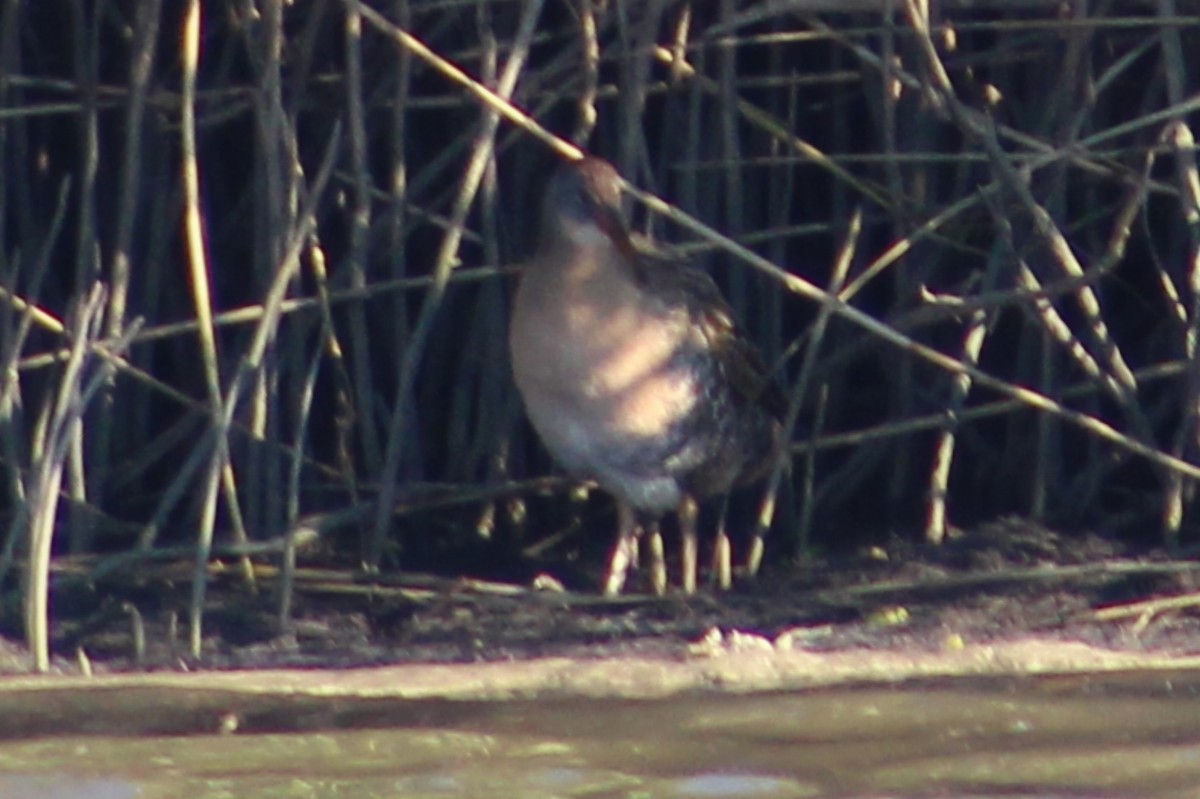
1 671 1198 798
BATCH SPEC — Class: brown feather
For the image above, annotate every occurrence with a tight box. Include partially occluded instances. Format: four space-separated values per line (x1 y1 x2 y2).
626 240 787 421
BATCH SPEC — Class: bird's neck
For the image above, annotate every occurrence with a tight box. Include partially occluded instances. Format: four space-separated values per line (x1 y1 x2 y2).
533 235 636 290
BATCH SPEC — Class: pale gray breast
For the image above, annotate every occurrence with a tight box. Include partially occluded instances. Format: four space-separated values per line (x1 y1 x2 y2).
510 248 704 489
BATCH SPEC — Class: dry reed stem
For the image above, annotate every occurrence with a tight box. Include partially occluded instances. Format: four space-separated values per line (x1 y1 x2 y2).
179 0 227 659
1163 119 1200 543
65 189 106 542
383 0 412 487
754 209 862 569
652 43 891 210
0 289 65 337
186 115 340 653
24 342 337 497
0 178 73 587
3 5 1200 645
574 0 601 145
902 6 1145 400
902 1 1186 536
348 0 580 160
1157 0 1200 545
24 291 95 673
800 359 1190 462
13 266 508 372
922 248 1000 545
178 2 344 652
279 298 327 631
242 0 292 588
344 0 385 490
306 242 362 548
24 285 140 672
811 20 1183 304
367 0 546 569
108 1 160 339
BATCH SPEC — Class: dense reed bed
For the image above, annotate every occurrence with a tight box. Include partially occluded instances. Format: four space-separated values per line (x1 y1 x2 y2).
1 0 1199 668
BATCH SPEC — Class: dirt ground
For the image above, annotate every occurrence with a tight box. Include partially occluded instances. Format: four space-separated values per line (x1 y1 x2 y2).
3 517 1200 685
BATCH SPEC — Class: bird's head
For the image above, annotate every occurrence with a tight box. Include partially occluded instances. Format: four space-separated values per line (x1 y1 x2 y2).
540 157 636 256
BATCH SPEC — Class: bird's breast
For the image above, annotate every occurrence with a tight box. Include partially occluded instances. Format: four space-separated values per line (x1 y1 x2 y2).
510 266 704 462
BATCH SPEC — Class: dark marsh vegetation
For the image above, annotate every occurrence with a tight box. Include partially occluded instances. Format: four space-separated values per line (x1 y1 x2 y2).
2 0 1200 671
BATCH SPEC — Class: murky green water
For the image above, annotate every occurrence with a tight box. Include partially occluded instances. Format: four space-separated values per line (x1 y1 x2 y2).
1 671 1199 798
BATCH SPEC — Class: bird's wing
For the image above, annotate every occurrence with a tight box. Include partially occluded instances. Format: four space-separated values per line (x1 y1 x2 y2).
631 247 788 421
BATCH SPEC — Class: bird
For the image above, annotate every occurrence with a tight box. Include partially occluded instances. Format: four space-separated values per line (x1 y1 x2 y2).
508 156 786 594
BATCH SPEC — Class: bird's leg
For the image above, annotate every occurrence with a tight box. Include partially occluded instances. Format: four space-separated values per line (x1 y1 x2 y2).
745 536 765 578
711 494 732 590
746 486 774 578
604 500 639 596
646 519 666 596
678 495 699 594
